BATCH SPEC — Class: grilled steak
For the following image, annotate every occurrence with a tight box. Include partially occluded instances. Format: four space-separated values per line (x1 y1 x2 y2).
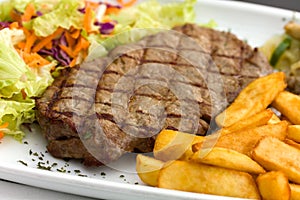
36 24 273 166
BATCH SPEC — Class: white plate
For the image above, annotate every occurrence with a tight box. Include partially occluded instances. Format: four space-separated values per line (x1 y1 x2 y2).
0 0 299 199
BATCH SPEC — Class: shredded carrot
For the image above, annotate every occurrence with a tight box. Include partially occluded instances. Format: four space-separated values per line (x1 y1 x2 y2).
45 41 53 50
9 22 20 29
21 89 27 99
24 31 37 53
32 27 64 53
22 27 31 37
0 122 8 129
10 9 22 24
22 3 36 22
59 44 75 58
117 0 137 7
69 56 78 67
74 36 90 55
83 3 94 33
86 1 100 10
19 51 51 68
17 41 26 49
69 29 81 39
65 32 76 48
105 7 121 15
0 122 9 139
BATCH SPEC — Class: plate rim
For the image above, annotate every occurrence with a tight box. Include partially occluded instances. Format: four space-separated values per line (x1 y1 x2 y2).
0 0 299 199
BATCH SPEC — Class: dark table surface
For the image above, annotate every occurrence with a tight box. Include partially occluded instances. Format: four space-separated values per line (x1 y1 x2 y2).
236 0 300 12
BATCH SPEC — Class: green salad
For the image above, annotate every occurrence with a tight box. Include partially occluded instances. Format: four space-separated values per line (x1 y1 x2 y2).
0 0 213 141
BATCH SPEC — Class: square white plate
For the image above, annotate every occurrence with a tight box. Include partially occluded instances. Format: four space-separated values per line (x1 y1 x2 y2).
0 0 298 199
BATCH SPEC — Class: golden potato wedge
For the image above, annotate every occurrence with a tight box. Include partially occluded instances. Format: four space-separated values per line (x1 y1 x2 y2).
158 160 260 199
193 121 288 157
285 139 300 150
281 115 293 125
285 21 300 40
216 72 286 127
252 137 300 184
267 112 281 124
272 91 300 125
136 154 164 186
256 171 290 200
287 125 300 143
190 147 265 174
290 184 300 200
153 130 204 162
221 109 274 135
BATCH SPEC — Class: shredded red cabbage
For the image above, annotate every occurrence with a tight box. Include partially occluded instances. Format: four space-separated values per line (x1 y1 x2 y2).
36 11 43 16
38 32 72 67
0 22 12 29
94 22 115 34
78 2 121 13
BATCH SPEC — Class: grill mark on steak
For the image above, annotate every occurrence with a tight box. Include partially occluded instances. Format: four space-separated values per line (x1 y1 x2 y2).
36 24 273 166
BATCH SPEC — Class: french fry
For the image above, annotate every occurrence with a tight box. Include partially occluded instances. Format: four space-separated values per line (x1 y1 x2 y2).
272 91 300 125
252 137 300 184
158 160 260 199
267 113 281 124
287 125 300 143
256 171 290 200
136 154 164 187
153 130 204 162
221 109 274 135
284 139 300 150
190 147 265 174
290 184 300 200
281 115 293 125
193 121 288 157
215 72 286 127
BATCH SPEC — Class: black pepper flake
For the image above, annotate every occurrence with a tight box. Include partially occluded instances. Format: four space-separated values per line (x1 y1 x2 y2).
37 162 51 171
74 170 81 173
32 159 35 161
23 141 28 145
134 182 139 185
18 160 28 166
78 174 88 177
119 175 125 178
40 152 44 157
51 163 58 167
38 157 43 161
57 168 66 173
33 152 38 156
29 149 33 155
101 172 106 176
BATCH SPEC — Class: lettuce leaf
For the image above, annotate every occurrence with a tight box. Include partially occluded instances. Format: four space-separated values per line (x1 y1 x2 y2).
111 0 196 30
25 0 85 37
0 99 35 140
86 0 197 60
0 0 61 22
0 28 54 140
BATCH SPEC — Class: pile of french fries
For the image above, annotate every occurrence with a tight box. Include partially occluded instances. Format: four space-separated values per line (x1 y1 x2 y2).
136 72 300 199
